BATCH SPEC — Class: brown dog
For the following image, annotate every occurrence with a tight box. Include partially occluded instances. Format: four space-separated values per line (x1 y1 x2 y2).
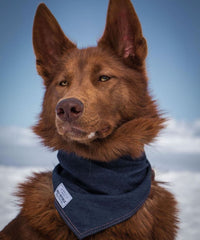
1 0 178 239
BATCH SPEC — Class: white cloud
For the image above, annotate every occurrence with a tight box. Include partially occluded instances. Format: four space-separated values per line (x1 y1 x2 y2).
1 119 200 153
154 118 200 154
0 119 200 167
0 126 57 167
0 126 39 147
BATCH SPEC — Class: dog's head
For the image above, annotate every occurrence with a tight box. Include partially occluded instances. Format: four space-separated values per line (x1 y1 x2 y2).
33 0 164 161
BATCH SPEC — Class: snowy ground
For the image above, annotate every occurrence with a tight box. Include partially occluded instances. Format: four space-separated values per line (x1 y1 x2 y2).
0 166 200 239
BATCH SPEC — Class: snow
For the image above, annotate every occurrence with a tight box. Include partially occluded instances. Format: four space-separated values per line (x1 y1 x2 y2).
157 170 200 239
0 166 47 228
0 166 200 239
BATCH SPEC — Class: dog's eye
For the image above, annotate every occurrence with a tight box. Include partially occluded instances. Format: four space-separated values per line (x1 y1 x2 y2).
59 80 68 87
99 75 111 82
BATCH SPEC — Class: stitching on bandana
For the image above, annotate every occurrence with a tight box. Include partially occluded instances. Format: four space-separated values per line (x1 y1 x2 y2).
55 200 80 234
55 196 147 238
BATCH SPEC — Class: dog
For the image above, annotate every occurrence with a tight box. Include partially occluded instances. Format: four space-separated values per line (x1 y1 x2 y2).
0 0 178 239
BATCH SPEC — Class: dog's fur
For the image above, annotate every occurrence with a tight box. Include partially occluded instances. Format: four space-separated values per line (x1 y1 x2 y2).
1 0 178 239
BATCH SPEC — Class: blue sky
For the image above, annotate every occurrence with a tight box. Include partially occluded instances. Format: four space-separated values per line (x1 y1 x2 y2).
0 0 199 128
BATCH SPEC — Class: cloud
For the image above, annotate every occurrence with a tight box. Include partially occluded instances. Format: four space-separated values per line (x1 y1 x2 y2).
0 126 38 147
0 126 57 167
0 119 200 168
153 118 200 154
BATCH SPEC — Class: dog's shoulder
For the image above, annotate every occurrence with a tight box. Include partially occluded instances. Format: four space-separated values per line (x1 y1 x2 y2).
17 171 53 203
143 181 179 239
17 171 54 220
16 171 70 239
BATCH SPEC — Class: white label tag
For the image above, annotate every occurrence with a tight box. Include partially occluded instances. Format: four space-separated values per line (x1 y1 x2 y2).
54 183 72 208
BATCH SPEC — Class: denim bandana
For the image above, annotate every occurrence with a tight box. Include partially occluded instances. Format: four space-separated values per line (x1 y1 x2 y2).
52 150 152 239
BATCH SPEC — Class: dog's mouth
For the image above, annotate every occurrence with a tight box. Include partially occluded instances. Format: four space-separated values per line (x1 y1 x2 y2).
56 120 112 143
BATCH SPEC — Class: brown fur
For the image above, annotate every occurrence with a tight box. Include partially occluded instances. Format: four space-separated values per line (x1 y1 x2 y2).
1 0 178 239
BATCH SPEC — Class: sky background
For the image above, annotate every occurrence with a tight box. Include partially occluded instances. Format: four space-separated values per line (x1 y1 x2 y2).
0 0 200 238
0 0 200 128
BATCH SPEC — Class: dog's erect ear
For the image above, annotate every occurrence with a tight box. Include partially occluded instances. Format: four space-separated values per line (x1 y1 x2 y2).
33 4 76 85
98 0 147 67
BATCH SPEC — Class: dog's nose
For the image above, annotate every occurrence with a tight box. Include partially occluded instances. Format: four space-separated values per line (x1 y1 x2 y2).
56 98 84 122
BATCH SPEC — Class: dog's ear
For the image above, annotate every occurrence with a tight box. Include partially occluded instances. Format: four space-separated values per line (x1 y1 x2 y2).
33 4 76 85
98 0 147 68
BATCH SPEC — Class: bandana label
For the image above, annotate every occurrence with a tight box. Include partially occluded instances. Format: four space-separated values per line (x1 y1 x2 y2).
54 183 72 208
